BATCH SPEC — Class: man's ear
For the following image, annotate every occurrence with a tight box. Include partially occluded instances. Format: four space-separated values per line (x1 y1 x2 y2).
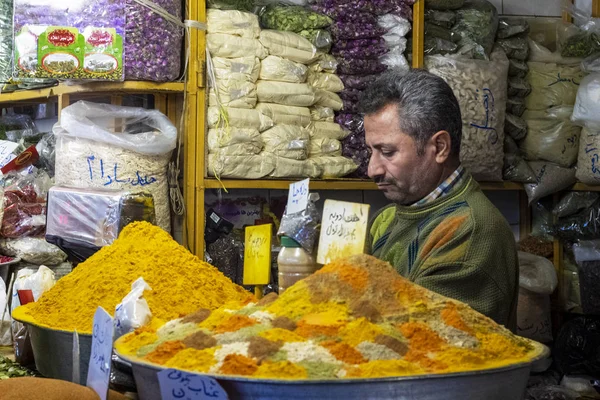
431 130 452 163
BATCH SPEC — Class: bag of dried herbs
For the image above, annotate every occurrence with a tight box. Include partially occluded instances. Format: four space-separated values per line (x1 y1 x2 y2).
259 5 332 33
0 0 12 85
451 0 499 60
425 9 456 29
496 18 529 39
207 0 254 11
560 2 600 58
425 0 464 10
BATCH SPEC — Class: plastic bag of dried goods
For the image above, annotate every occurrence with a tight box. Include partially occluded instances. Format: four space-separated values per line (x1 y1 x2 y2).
310 106 334 122
426 0 464 10
451 0 499 60
338 74 379 91
256 80 316 106
380 47 410 70
259 5 332 32
525 161 577 204
581 52 600 73
379 14 412 37
425 9 456 29
208 128 263 155
332 42 389 60
278 192 321 255
255 103 312 127
424 22 460 43
337 57 387 75
309 54 338 73
426 50 508 181
309 121 350 140
313 89 343 111
298 29 333 52
508 59 529 78
0 238 66 265
267 155 321 178
114 277 152 339
521 107 581 168
554 192 600 218
496 36 529 60
259 30 318 64
207 34 268 59
210 78 257 109
208 154 275 179
528 38 583 65
559 2 600 58
503 137 537 183
261 124 310 160
497 17 529 39
576 127 600 185
212 56 261 83
335 113 364 132
330 20 386 40
307 156 358 177
309 138 342 157
506 96 526 117
572 73 600 129
259 56 308 83
208 107 273 132
526 62 585 111
306 70 344 92
507 77 532 98
505 113 527 141
207 9 261 39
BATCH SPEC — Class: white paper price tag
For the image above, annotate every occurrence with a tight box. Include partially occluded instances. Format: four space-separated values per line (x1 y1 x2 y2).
158 369 228 400
86 307 114 400
0 140 18 168
286 178 309 215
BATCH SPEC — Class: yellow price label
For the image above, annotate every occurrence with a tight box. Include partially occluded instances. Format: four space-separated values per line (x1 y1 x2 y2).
243 224 272 285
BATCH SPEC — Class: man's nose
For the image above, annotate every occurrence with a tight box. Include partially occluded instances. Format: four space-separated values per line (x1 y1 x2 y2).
368 153 384 179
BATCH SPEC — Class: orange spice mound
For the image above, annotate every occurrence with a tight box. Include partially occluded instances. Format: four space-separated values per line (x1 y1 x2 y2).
399 322 445 352
295 320 342 338
145 341 186 364
332 263 369 291
441 303 473 334
214 315 257 334
321 341 367 364
219 354 258 376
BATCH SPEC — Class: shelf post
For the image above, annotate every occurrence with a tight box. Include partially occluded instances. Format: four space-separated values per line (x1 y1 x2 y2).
412 0 425 68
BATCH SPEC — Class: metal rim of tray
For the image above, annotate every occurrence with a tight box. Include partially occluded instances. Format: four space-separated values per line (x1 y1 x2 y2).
116 340 550 385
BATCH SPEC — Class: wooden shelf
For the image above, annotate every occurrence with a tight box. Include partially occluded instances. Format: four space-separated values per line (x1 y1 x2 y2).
204 178 600 192
0 81 185 103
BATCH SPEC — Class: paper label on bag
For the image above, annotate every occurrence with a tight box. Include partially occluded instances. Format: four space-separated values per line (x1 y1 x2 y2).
317 200 370 264
158 369 228 400
243 224 272 285
86 307 113 400
287 178 309 215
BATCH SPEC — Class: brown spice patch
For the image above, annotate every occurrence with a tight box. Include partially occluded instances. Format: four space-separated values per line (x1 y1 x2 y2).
374 334 408 357
295 320 341 338
321 340 367 364
214 314 257 334
350 299 381 323
248 336 283 361
219 354 258 376
181 308 211 324
441 303 473 334
182 330 217 350
271 316 297 331
257 292 278 306
145 341 186 364
306 272 355 304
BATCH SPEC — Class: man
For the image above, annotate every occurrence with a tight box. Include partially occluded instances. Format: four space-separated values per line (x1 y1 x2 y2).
360 69 518 330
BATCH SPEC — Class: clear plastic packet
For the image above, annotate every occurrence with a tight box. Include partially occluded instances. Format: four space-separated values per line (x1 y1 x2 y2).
425 22 460 43
259 30 318 64
0 0 12 84
308 138 342 156
314 89 343 110
507 77 532 97
0 238 67 265
208 34 268 59
308 121 349 140
310 3 378 22
330 20 386 40
309 105 335 121
332 37 385 51
553 199 600 241
332 43 389 59
379 47 410 70
503 136 537 183
581 52 600 73
572 73 600 129
114 277 152 339
259 5 332 32
337 57 387 75
504 113 527 141
207 0 254 12
297 29 332 52
524 161 577 204
496 36 529 60
0 114 39 143
424 8 456 29
420 36 458 55
560 1 600 58
338 73 379 90
207 9 261 39
508 58 529 78
306 70 344 92
261 124 310 160
451 0 499 60
335 112 364 132
277 192 321 254
554 192 600 218
496 17 529 39
310 53 338 73
259 55 308 83
378 14 411 37
507 96 526 117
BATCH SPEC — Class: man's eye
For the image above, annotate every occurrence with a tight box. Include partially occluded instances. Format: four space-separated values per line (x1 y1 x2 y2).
381 150 395 157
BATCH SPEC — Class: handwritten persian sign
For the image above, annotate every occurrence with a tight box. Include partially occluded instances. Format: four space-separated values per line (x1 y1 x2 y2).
86 307 114 400
158 369 228 400
317 200 370 264
287 178 309 214
243 224 272 285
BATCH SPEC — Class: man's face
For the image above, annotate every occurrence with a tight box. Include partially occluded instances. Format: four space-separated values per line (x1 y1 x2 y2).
365 104 444 205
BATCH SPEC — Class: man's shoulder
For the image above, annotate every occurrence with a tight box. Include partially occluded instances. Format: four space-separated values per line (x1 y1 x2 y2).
369 204 397 242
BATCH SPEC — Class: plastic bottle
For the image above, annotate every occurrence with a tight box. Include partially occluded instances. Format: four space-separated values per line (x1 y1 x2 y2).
277 236 316 294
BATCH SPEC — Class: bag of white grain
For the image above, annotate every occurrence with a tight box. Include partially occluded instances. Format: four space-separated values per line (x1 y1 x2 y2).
255 103 312 127
261 125 310 160
53 101 177 232
576 127 600 185
526 62 585 111
426 49 508 181
259 30 318 65
207 9 261 39
207 106 273 132
520 106 581 168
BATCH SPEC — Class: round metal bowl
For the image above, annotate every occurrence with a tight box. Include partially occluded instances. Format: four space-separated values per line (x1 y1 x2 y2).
17 319 93 383
117 342 549 400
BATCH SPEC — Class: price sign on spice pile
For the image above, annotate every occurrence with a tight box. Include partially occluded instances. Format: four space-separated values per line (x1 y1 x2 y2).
86 306 114 400
158 369 228 400
243 224 272 285
287 178 309 214
317 200 370 264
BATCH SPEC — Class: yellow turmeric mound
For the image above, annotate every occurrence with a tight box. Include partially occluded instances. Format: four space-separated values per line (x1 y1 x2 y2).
13 222 254 333
115 254 546 379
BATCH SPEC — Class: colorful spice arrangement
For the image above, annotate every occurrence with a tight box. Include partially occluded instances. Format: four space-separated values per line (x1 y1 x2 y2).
12 222 254 333
116 254 543 379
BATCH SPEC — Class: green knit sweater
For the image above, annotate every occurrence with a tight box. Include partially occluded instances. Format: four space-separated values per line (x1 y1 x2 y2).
368 174 518 330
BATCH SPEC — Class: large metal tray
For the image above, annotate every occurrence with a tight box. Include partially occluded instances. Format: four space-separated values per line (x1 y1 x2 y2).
118 343 549 400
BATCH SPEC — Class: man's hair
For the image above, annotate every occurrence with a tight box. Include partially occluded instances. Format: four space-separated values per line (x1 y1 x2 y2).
358 69 462 157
